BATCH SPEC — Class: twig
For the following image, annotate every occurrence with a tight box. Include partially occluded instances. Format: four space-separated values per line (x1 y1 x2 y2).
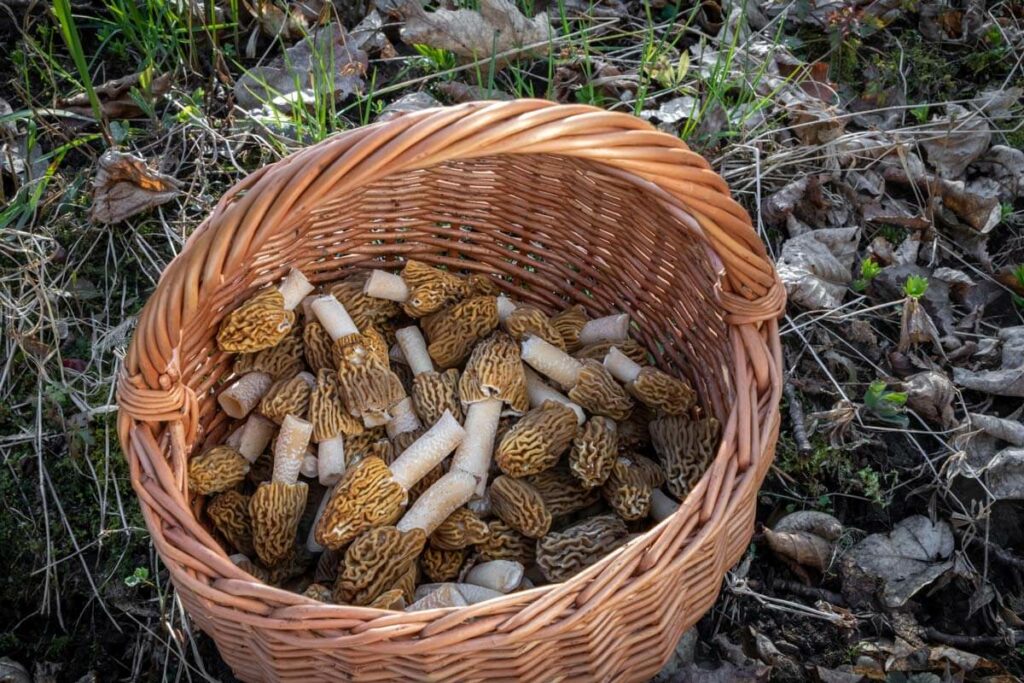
923 627 1024 649
783 381 812 455
768 578 846 606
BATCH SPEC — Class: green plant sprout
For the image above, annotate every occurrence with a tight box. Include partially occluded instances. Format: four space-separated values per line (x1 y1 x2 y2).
902 275 928 300
863 380 908 427
1011 264 1024 309
413 44 457 74
124 566 152 588
852 258 881 292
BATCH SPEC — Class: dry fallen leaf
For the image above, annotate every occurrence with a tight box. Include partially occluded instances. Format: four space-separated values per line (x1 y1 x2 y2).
89 150 182 224
953 326 1024 397
776 227 860 310
765 510 842 575
59 71 172 119
921 104 991 179
376 91 440 122
902 371 956 428
398 0 551 63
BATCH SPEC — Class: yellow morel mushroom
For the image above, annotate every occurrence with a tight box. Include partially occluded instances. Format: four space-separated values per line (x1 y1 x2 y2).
421 546 465 583
217 268 314 352
364 261 472 318
233 324 306 381
603 347 696 416
496 297 565 350
459 332 529 415
569 416 618 489
523 468 601 518
535 514 628 583
650 415 721 500
601 456 655 521
489 475 552 538
259 371 316 424
333 526 426 606
303 320 334 373
495 400 577 477
206 490 254 556
429 507 490 550
520 336 634 420
310 294 405 426
249 414 313 566
396 326 463 425
188 445 249 495
309 368 364 486
550 304 588 352
302 583 333 602
477 520 535 564
314 411 466 549
421 296 499 369
329 273 401 330
523 368 586 424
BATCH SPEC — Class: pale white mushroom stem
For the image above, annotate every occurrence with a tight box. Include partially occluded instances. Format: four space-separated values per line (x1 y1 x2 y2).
520 336 583 390
278 268 315 311
395 326 434 376
523 368 586 425
296 371 316 388
363 269 409 302
300 295 319 321
389 410 466 490
300 450 319 478
406 584 467 611
237 414 276 463
389 343 407 366
578 313 630 345
450 398 502 498
395 469 477 535
224 424 245 451
496 295 518 322
603 346 643 384
317 435 346 486
305 485 335 553
651 488 680 522
386 397 423 439
272 415 314 485
219 371 274 419
465 560 524 593
310 294 359 340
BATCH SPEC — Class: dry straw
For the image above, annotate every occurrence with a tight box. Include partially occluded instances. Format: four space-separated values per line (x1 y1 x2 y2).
117 100 785 682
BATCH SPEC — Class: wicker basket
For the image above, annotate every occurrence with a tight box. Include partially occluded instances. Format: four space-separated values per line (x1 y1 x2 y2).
116 99 785 682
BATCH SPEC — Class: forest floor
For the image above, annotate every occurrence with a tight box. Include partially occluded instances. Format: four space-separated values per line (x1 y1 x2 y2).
1 0 1023 680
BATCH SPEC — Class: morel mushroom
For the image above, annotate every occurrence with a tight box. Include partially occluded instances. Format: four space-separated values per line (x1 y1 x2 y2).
206 490 254 556
448 397 503 499
218 372 274 419
569 416 618 488
188 445 249 495
601 456 655 521
233 324 305 380
309 368 364 486
650 415 721 500
421 546 465 583
249 414 313 566
603 347 696 416
333 525 426 606
386 397 423 448
259 372 316 424
459 332 529 415
421 296 499 369
302 583 333 602
535 514 629 583
549 304 588 352
523 468 601 518
477 520 535 564
217 269 314 352
364 261 470 317
464 560 524 593
230 553 270 583
396 326 463 424
329 273 401 330
520 336 634 420
523 368 585 424
575 339 648 364
495 400 577 477
577 313 630 346
503 304 566 350
429 507 490 550
368 588 407 611
314 411 466 549
489 475 552 538
303 321 334 373
310 294 405 426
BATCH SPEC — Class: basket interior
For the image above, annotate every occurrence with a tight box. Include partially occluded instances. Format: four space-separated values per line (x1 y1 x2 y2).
185 153 736 447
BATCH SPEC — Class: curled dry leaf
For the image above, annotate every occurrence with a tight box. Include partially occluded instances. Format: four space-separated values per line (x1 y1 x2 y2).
89 151 182 224
902 371 956 428
776 227 860 310
765 510 842 573
920 104 991 180
398 0 551 63
60 71 172 119
953 326 1024 397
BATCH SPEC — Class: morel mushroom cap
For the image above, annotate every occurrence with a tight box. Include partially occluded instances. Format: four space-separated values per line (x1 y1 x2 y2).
422 296 499 369
397 326 464 424
310 368 364 441
464 560 524 594
233 324 305 380
206 490 255 556
601 456 654 521
328 272 401 330
315 412 465 548
523 368 585 425
400 260 473 317
569 416 618 489
632 453 666 488
218 372 274 419
259 372 316 424
523 468 601 518
421 546 466 583
575 339 647 364
391 563 418 604
550 304 588 352
217 269 313 352
504 306 566 350
568 360 634 421
303 320 335 373
250 415 313 565
302 583 333 602
477 520 535 564
368 588 406 611
459 333 529 414
334 526 426 606
603 347 696 416
535 514 629 583
188 445 249 495
495 400 577 477
327 326 406 427
489 475 552 538
650 415 721 500
429 507 491 550
578 313 630 346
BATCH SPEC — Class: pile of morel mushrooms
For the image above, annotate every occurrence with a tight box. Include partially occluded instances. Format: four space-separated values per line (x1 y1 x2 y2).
194 262 721 610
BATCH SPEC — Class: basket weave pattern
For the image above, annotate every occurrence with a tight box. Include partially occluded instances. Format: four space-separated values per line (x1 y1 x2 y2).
117 100 785 682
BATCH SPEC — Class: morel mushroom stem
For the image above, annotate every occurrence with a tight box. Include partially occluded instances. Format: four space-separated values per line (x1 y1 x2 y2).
300 450 319 478
310 295 359 340
272 415 314 485
414 583 505 605
578 313 630 345
496 295 517 322
651 488 680 522
390 410 466 489
317 435 345 486
520 336 583 389
236 414 276 463
305 485 335 553
603 346 643 384
386 397 422 439
363 269 410 303
524 368 585 425
278 268 315 311
464 560 524 593
395 470 477 535
450 398 502 497
219 371 274 418
395 326 434 376
299 295 319 321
